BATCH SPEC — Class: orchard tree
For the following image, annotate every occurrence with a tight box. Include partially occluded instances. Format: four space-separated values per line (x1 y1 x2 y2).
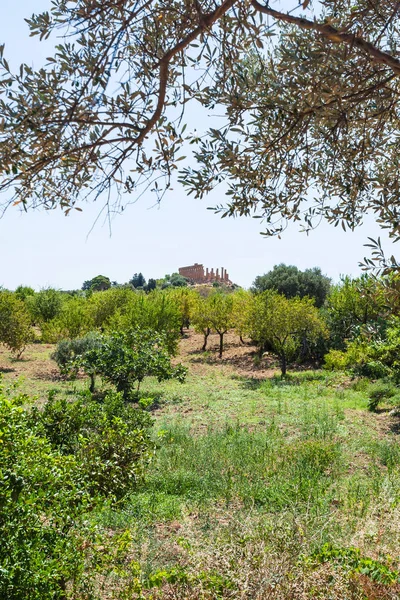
207 292 234 358
232 289 253 344
252 264 331 308
2 1 400 258
0 291 34 358
87 287 134 329
324 275 387 349
14 286 35 302
249 291 327 375
26 288 64 324
168 287 199 334
83 329 187 399
191 296 212 351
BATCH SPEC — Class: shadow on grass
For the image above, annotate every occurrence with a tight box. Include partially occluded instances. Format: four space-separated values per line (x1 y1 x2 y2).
0 366 16 373
233 369 333 390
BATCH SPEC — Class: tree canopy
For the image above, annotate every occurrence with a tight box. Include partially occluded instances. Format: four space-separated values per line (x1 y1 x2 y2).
1 1 400 248
252 264 331 307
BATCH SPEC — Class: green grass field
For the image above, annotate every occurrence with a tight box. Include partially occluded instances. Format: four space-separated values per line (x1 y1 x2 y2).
2 336 400 598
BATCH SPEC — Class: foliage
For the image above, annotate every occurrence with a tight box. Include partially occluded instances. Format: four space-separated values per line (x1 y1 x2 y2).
82 329 187 399
110 291 182 354
130 273 146 289
0 291 33 358
324 340 390 379
206 292 235 357
324 317 400 380
231 289 253 341
26 288 64 324
248 291 328 375
30 390 154 498
82 274 111 292
2 1 400 253
14 285 35 302
41 296 93 342
169 273 188 287
145 278 157 293
252 264 331 308
366 381 398 412
309 544 400 585
323 275 388 350
51 332 102 390
191 296 212 351
87 287 134 329
0 382 154 599
167 287 198 333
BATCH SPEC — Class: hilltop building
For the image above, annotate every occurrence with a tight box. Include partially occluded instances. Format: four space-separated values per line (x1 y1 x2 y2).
178 263 232 285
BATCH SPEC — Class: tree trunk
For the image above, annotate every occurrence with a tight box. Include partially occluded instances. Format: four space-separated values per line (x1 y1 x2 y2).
281 353 287 378
89 373 95 393
240 335 245 345
202 328 210 351
219 332 224 358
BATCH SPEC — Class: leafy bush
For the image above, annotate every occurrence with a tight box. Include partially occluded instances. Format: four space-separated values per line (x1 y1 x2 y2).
0 383 154 599
324 340 390 379
41 297 93 342
51 332 102 390
26 288 64 323
109 291 181 354
0 291 34 358
30 390 154 498
80 329 187 399
367 381 398 412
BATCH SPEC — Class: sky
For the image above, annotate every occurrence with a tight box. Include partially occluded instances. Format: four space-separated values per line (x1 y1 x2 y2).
0 1 397 290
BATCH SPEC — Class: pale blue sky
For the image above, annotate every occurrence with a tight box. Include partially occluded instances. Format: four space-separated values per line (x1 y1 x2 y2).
0 2 397 290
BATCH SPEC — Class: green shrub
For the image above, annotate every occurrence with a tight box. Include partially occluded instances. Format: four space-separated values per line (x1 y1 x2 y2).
31 390 154 498
0 291 34 358
367 381 397 412
26 288 64 324
51 332 102 390
0 383 155 598
82 328 187 399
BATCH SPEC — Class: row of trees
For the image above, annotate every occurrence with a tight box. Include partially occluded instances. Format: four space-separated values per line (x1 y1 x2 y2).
3 267 399 377
82 271 191 293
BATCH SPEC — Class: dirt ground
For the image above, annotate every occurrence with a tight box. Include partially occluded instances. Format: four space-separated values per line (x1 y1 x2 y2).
0 330 279 384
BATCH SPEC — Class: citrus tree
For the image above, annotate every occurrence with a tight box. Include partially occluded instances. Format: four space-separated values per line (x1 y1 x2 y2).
207 293 235 358
0 291 33 358
82 329 187 399
249 291 328 376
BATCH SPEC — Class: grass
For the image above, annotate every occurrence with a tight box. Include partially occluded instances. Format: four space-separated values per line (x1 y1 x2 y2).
2 337 400 598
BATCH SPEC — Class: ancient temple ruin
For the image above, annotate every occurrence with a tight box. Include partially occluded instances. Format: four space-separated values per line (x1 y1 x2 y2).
178 263 232 285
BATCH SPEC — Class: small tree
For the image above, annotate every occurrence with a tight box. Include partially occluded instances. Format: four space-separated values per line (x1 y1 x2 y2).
249 292 328 376
192 297 212 351
26 288 64 324
130 273 146 289
110 291 181 354
51 332 102 392
42 296 94 343
168 287 198 334
207 293 234 358
232 289 253 344
83 329 187 399
0 291 34 358
14 285 35 302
